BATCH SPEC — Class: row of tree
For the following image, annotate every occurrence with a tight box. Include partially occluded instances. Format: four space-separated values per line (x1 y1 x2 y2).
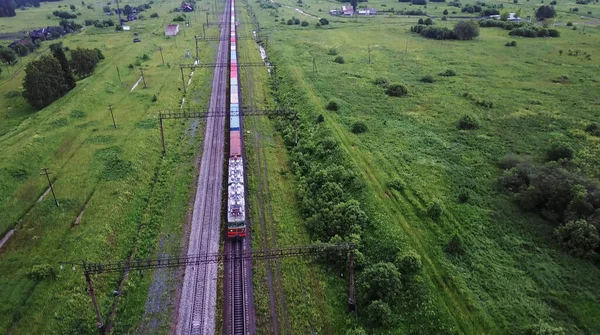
22 44 103 109
411 20 480 40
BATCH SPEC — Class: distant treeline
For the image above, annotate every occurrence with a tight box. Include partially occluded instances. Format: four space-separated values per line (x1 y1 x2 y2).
0 0 63 17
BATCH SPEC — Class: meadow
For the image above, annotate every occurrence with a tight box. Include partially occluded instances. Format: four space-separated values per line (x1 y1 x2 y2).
0 0 222 332
246 0 600 332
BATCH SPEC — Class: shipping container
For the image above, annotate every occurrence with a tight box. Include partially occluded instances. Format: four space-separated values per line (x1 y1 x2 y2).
230 130 242 157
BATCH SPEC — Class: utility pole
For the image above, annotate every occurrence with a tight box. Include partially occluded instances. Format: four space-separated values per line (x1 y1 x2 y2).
195 35 199 62
115 65 121 83
348 249 356 315
115 0 122 28
368 45 371 64
206 12 209 26
272 64 278 91
85 272 104 330
158 47 164 65
405 30 409 54
312 54 317 74
202 24 206 39
180 68 186 93
40 168 59 208
108 104 117 129
159 117 166 156
140 68 147 88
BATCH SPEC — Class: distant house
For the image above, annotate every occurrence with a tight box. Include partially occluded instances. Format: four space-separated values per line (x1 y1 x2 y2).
181 2 194 12
358 7 377 15
165 24 180 36
342 5 354 16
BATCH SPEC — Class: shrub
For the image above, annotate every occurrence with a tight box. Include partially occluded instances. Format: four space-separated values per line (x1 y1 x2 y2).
395 251 422 277
94 48 104 60
334 56 345 64
445 233 465 255
301 20 309 26
546 144 573 161
418 18 424 24
287 19 293 25
373 77 390 87
585 123 600 136
453 20 479 40
442 16 448 20
328 48 338 55
439 69 457 76
424 17 433 25
294 18 300 25
420 74 435 83
26 264 56 281
351 121 368 134
554 220 599 258
535 5 556 20
152 94 157 102
365 300 393 328
566 21 573 26
319 18 329 25
428 200 443 219
150 12 158 18
326 100 340 111
387 179 405 191
385 83 408 97
316 114 325 123
457 114 479 130
443 9 448 14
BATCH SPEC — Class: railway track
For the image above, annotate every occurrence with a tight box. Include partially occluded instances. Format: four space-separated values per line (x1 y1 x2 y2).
231 241 246 334
175 0 230 334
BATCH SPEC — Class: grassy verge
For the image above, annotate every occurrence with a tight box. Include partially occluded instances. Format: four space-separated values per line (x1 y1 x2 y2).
248 0 600 333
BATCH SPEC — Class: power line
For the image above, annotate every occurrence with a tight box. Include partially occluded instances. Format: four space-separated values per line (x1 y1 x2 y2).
108 104 117 129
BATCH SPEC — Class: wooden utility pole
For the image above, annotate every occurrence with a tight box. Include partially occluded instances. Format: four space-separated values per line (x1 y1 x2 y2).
206 12 209 26
159 117 166 156
140 68 147 88
405 30 409 54
195 35 199 62
108 104 117 129
368 45 371 64
348 249 356 315
115 65 121 83
180 68 186 93
85 272 104 331
40 168 59 208
158 47 164 65
115 0 122 28
312 54 317 74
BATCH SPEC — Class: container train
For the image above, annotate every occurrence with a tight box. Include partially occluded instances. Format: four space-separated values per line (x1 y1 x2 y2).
227 0 246 239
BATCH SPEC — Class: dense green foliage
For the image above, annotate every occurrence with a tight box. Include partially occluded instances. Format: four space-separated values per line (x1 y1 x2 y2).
554 220 599 258
70 47 100 77
22 55 70 109
385 83 408 96
536 5 557 20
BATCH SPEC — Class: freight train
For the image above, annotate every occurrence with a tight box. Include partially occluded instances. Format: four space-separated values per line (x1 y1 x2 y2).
227 1 246 239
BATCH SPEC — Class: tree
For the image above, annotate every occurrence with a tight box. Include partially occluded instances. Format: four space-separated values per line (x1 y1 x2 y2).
301 20 309 26
535 5 556 20
554 220 599 258
358 262 403 303
453 20 479 40
501 10 509 21
424 17 433 25
0 48 17 65
70 4 76 11
23 55 69 109
103 5 111 12
350 0 358 13
365 300 393 328
546 144 573 161
457 114 480 130
443 9 448 14
70 48 99 77
351 121 368 134
51 44 76 90
418 18 424 24
124 4 133 15
395 251 422 277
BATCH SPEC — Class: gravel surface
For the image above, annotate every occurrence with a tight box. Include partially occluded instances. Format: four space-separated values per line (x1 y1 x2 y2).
175 2 230 334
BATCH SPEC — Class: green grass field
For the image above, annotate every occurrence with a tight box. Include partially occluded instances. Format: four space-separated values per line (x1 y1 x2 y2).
0 0 223 332
247 0 600 333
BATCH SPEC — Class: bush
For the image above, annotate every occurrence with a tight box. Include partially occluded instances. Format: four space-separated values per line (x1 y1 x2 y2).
301 20 309 26
152 94 157 102
424 17 433 25
287 19 293 25
150 12 158 18
173 14 186 21
458 189 470 203
457 114 479 130
418 18 424 24
445 233 465 255
294 18 300 25
395 251 422 277
328 48 338 55
326 100 340 111
546 144 573 161
554 220 599 258
453 20 480 40
351 121 368 134
385 83 408 97
535 5 556 20
443 9 448 15
566 21 573 26
26 264 56 281
387 179 405 191
428 200 443 219
319 18 329 25
585 123 600 136
373 77 390 87
439 69 457 76
365 300 394 328
334 56 345 64
420 74 435 83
